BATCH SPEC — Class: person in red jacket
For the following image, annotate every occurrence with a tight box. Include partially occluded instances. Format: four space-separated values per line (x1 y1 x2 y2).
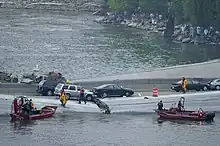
79 88 86 104
13 98 18 114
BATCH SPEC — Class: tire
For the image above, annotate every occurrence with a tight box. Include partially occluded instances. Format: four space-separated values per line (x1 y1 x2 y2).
125 92 130 97
102 92 108 98
203 86 208 91
86 95 92 101
215 85 220 90
12 78 18 83
66 94 70 100
47 90 53 96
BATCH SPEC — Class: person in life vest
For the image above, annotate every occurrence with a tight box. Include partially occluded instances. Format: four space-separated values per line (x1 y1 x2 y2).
30 99 37 111
22 99 31 115
181 77 187 93
157 100 163 110
28 99 37 114
79 87 86 104
177 100 184 112
59 89 67 107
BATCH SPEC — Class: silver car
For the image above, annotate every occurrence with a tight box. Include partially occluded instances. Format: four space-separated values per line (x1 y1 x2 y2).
209 79 220 90
54 83 94 101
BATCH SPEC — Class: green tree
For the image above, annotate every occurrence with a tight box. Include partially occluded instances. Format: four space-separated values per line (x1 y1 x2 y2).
107 0 220 28
182 0 219 27
138 0 169 15
108 0 128 11
169 0 184 24
214 1 220 29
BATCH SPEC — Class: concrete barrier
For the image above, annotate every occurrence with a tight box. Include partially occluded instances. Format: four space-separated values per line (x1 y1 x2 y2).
0 83 38 95
74 78 215 85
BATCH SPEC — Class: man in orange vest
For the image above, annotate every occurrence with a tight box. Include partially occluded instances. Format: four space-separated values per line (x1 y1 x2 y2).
181 77 187 93
59 89 67 107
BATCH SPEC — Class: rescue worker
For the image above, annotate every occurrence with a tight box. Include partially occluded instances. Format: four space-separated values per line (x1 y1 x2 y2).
26 99 36 115
181 77 187 93
22 100 31 115
29 99 37 113
177 100 183 112
59 89 67 107
79 87 86 104
157 100 163 110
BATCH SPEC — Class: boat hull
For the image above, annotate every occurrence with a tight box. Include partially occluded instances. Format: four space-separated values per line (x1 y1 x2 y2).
154 109 215 121
10 106 57 121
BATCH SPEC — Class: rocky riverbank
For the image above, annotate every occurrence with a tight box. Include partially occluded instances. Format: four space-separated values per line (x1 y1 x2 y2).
94 10 220 45
0 0 104 11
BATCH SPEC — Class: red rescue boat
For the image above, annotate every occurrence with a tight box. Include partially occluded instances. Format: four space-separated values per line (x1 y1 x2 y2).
154 97 215 121
154 108 215 121
10 96 57 121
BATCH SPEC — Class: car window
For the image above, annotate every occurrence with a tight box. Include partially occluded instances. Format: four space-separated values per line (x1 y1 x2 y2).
187 80 192 84
114 85 121 89
177 80 182 84
56 83 63 89
77 86 82 91
216 79 220 82
105 85 114 89
62 85 68 89
69 86 76 90
192 80 199 84
44 81 58 87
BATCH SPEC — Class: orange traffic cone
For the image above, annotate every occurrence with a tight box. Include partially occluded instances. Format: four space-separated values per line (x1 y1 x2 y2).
152 87 158 97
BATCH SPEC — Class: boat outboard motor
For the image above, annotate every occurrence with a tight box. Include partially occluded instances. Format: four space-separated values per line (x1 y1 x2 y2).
92 98 111 114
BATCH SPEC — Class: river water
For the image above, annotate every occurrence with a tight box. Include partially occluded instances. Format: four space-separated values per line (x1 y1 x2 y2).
1 8 220 80
0 93 220 146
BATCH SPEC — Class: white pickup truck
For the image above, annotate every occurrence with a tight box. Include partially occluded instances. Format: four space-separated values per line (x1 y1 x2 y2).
54 83 94 101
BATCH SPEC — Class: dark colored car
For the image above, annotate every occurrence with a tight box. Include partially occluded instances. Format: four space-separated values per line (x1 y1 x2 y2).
171 80 210 92
36 80 63 96
92 84 134 98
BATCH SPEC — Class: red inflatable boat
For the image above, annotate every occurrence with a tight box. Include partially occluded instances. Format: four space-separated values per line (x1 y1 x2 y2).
10 96 57 121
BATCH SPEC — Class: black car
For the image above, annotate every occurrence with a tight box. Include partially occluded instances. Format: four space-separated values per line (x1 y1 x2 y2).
36 80 63 96
92 84 134 98
171 80 210 92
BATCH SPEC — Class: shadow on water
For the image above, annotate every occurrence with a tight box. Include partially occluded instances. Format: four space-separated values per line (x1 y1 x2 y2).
10 120 36 135
155 118 215 126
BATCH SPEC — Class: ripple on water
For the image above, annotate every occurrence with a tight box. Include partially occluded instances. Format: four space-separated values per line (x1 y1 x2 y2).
1 9 220 80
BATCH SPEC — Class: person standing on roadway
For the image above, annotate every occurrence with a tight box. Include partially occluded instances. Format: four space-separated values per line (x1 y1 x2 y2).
181 77 187 94
79 87 86 104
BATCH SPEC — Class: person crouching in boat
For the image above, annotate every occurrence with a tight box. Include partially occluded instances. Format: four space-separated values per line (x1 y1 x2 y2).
29 99 37 114
59 89 67 107
181 77 187 93
157 100 163 110
22 99 31 115
21 99 36 115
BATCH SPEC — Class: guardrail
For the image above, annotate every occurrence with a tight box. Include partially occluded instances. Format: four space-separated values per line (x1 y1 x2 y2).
74 78 216 86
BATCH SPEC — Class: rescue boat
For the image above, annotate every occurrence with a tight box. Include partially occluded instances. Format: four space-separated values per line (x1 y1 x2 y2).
10 96 57 121
154 97 215 121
